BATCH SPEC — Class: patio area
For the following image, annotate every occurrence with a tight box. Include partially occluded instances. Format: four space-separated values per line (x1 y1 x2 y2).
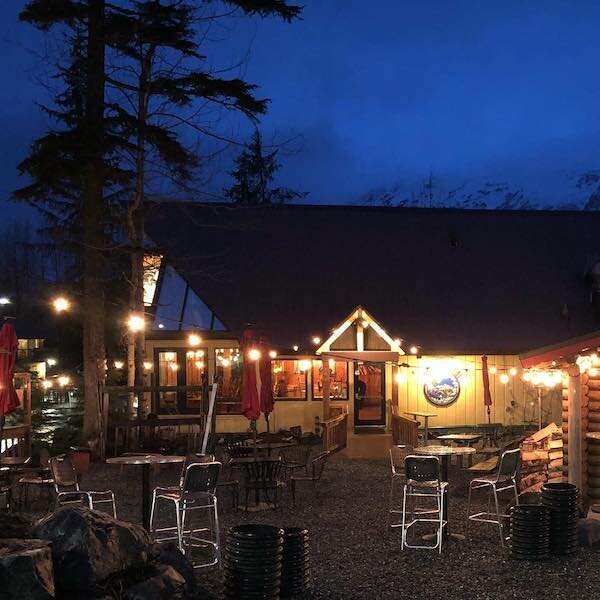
66 452 600 600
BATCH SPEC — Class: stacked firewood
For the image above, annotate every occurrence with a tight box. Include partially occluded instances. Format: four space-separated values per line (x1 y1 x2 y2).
520 423 564 493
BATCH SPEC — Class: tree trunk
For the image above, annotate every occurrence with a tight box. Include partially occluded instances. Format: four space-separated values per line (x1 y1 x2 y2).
82 0 106 450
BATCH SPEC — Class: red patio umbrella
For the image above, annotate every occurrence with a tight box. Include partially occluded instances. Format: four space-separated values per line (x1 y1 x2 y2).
481 355 492 424
241 328 261 422
259 337 274 433
0 322 20 457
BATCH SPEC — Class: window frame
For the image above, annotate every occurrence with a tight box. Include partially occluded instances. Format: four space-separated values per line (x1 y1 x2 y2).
272 358 309 401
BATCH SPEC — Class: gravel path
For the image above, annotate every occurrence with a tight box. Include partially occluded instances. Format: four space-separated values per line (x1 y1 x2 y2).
72 455 600 599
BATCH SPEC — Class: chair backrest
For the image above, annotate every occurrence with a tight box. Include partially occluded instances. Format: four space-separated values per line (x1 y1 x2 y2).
404 455 441 485
50 456 79 492
68 447 91 478
310 451 330 481
496 448 520 481
182 461 221 495
280 445 310 465
226 440 253 459
245 459 283 482
289 425 302 440
390 445 412 475
180 453 215 485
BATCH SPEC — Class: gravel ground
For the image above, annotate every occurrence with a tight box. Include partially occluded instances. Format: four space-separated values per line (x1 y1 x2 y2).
25 454 600 600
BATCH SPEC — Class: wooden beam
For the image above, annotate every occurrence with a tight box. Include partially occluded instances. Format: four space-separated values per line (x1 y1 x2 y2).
567 364 582 492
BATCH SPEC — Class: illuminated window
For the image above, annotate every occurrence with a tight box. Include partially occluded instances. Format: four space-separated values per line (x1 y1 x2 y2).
156 348 207 414
143 254 162 306
313 360 348 399
215 348 242 414
272 359 308 400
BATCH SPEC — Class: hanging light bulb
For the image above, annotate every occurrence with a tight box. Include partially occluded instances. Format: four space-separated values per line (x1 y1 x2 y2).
489 366 497 375
187 333 202 346
269 350 277 359
509 367 518 377
499 373 510 384
52 296 71 313
312 336 321 345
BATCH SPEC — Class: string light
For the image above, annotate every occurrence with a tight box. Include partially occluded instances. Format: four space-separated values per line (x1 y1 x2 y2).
269 350 277 359
126 313 144 332
58 375 70 387
312 336 321 345
248 348 261 361
499 373 510 384
409 345 418 355
292 345 299 352
509 367 518 377
187 333 202 346
489 366 497 375
52 296 71 313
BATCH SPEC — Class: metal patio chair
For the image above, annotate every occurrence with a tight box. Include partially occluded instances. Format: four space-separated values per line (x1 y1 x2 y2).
389 444 412 527
465 448 520 546
150 461 221 568
290 451 330 505
244 459 285 510
401 455 447 554
18 447 53 509
50 456 117 517
280 445 311 478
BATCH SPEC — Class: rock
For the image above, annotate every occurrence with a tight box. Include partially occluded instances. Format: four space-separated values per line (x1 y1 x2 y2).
148 542 197 598
578 518 600 548
0 538 55 600
124 565 186 600
0 512 36 539
33 507 152 594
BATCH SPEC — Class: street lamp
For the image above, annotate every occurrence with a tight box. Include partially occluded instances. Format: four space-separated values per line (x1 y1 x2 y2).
52 296 71 313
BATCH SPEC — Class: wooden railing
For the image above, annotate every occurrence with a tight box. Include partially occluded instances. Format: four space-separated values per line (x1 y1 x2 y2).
391 414 419 448
323 413 348 453
1 424 32 457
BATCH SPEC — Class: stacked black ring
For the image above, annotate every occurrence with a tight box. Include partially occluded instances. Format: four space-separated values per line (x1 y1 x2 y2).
509 504 551 560
541 482 579 556
224 524 284 600
281 527 311 598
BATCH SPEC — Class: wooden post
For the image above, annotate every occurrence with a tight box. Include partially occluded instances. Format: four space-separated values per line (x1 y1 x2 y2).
567 365 582 491
322 357 330 421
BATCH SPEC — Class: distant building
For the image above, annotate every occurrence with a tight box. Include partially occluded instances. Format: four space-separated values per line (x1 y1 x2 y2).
142 203 600 433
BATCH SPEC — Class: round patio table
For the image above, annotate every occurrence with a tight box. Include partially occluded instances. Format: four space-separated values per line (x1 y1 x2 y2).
106 454 185 530
414 445 476 540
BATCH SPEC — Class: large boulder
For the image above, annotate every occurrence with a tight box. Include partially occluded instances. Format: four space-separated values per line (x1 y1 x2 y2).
124 565 186 600
148 542 197 598
33 507 152 594
0 538 55 600
0 512 37 539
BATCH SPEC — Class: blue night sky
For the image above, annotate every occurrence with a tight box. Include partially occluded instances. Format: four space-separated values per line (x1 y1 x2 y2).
3 0 600 219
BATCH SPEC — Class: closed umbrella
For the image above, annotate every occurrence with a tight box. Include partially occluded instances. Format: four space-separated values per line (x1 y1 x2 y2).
259 337 274 433
481 355 492 424
0 322 19 459
241 328 261 422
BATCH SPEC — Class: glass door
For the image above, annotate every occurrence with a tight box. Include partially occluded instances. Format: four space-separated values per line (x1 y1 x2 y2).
354 362 386 426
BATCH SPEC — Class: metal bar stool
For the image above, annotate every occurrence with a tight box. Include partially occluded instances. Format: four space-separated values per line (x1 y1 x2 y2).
150 461 221 569
465 448 520 546
389 445 412 527
401 455 448 554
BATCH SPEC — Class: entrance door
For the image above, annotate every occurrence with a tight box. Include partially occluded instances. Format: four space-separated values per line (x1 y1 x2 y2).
354 362 386 427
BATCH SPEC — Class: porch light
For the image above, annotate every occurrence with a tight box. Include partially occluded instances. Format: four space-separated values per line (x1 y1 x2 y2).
143 361 153 370
46 358 57 367
52 296 71 313
188 333 202 346
114 360 124 369
127 313 145 332
499 373 510 384
361 319 369 328
248 348 261 361
312 336 321 345
58 375 70 387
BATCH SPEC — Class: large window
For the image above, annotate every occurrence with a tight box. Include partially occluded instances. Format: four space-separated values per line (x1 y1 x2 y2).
215 348 242 414
313 359 348 399
156 348 207 414
272 359 308 400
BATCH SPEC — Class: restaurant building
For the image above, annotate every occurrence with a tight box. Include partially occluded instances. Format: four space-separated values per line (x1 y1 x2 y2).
142 203 600 434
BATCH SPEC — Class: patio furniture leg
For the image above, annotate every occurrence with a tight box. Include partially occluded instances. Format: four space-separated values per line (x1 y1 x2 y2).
465 482 473 539
492 487 503 546
175 501 183 553
149 491 157 533
213 497 222 569
401 485 408 551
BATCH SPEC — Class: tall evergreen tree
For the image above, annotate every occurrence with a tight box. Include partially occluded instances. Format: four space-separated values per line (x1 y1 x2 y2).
225 131 305 204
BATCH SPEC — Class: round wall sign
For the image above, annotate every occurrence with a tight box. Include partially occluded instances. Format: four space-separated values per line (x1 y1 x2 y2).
423 373 460 407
